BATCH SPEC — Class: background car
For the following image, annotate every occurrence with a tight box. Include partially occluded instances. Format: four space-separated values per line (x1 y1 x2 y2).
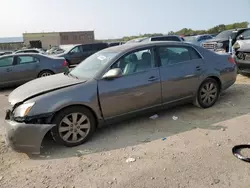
233 29 250 52
4 41 237 154
0 53 68 88
234 47 250 75
56 42 109 66
140 35 184 42
46 46 64 55
184 34 213 46
202 28 250 53
15 48 45 54
107 41 124 47
0 51 13 56
126 35 184 44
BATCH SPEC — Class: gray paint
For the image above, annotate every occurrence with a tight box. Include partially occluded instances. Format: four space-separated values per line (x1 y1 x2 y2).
4 41 237 154
0 53 68 88
4 120 55 154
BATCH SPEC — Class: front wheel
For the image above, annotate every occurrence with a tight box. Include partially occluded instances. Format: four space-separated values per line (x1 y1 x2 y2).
51 106 96 147
194 78 219 108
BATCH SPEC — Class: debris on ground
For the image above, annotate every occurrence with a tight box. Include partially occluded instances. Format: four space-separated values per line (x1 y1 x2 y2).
172 116 178 120
150 114 159 119
0 176 3 181
221 128 226 131
126 157 136 163
211 179 220 185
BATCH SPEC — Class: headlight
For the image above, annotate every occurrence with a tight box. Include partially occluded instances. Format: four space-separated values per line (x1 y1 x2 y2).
13 102 35 117
233 42 240 49
217 43 223 48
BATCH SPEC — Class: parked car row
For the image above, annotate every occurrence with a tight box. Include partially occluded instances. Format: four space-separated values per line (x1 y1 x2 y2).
0 53 68 88
3 41 237 154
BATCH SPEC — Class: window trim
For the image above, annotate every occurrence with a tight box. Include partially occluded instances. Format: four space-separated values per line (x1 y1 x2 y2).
155 45 203 67
102 47 158 78
0 56 14 67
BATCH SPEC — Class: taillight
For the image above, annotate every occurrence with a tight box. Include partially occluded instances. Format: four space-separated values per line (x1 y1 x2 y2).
228 56 235 64
62 60 68 67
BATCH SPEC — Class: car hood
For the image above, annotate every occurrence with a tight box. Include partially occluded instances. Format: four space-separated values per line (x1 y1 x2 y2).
203 38 227 43
8 73 87 105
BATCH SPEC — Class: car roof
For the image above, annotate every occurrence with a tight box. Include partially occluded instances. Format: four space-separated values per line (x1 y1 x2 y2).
102 41 191 53
0 52 43 58
151 35 180 38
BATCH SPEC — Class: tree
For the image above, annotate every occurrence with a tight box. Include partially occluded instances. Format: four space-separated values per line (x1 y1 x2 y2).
100 21 249 42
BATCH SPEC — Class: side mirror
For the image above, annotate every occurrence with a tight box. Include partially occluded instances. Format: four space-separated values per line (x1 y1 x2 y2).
102 68 122 80
238 35 244 40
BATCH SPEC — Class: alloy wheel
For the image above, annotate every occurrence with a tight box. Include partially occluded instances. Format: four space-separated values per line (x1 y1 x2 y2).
41 72 52 77
58 113 90 143
199 82 218 106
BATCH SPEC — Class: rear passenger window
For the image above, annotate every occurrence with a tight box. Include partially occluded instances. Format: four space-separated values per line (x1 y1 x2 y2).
157 46 201 66
17 56 38 64
188 47 202 59
157 47 190 66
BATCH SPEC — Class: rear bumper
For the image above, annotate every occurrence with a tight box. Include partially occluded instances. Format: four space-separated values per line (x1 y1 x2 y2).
3 120 55 154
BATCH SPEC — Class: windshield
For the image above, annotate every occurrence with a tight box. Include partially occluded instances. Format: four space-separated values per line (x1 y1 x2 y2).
215 30 237 39
69 52 118 79
184 36 197 42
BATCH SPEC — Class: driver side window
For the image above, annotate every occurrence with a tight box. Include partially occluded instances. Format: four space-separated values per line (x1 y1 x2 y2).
70 46 81 54
111 48 155 76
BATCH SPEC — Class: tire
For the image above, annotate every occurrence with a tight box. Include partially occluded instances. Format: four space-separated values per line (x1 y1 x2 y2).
51 106 96 147
194 78 220 108
38 70 54 78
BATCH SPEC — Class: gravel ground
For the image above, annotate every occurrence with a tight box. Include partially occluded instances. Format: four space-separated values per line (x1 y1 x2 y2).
1 75 250 188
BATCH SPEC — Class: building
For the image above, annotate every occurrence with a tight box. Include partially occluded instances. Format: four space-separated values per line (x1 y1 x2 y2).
0 37 23 51
23 31 95 49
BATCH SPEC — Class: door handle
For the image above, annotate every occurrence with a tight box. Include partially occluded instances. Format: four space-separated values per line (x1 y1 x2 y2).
196 66 201 71
148 76 159 82
6 68 12 72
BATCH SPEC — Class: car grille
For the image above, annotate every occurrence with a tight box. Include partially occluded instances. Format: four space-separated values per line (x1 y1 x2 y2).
202 43 217 50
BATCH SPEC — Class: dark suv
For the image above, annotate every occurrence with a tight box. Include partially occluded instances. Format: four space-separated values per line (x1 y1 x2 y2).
202 28 249 53
57 43 109 66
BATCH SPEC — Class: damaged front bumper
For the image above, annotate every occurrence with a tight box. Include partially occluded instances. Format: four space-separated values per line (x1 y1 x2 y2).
4 110 56 154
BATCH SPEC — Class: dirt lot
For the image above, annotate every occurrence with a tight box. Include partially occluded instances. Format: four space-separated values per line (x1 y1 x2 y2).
1 75 250 188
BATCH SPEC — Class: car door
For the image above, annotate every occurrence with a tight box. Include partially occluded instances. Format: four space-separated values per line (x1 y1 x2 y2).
67 45 83 65
156 45 204 103
0 56 16 85
98 47 162 119
81 44 96 61
11 55 40 82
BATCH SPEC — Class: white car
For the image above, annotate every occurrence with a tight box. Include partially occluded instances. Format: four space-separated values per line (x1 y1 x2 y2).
233 29 250 51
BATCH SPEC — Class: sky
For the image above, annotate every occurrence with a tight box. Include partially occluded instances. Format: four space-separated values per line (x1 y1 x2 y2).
0 0 250 39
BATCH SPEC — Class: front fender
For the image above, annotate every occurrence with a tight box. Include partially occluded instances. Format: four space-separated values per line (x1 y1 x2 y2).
25 80 102 120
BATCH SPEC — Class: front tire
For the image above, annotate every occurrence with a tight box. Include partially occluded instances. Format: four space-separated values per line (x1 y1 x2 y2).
51 106 96 147
194 78 219 108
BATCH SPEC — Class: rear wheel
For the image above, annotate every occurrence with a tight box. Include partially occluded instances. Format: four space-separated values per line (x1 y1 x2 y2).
38 70 54 77
51 106 96 147
194 78 219 108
